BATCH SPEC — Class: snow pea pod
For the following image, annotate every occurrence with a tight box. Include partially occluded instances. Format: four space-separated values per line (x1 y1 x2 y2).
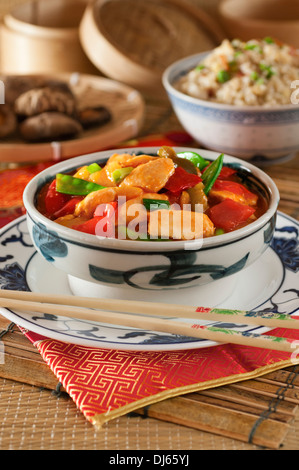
56 173 106 196
202 154 224 195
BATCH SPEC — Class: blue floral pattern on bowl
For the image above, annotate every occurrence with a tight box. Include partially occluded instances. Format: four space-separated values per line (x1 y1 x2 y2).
271 226 299 273
32 222 68 262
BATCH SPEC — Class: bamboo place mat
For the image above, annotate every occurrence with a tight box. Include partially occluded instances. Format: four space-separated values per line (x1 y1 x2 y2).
1 317 299 450
0 2 299 449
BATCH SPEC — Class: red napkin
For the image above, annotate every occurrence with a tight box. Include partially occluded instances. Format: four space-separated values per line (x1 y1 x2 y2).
21 326 299 428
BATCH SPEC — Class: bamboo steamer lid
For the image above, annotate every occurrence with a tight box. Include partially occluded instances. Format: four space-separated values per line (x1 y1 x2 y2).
79 0 225 95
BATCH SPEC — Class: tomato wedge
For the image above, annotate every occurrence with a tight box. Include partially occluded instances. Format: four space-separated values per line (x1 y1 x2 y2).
208 199 256 232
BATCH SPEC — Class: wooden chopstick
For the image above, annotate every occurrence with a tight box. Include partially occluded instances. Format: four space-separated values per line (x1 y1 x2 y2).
0 289 298 352
0 289 298 329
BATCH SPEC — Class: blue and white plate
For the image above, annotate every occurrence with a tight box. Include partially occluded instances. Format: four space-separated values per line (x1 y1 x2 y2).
0 213 298 351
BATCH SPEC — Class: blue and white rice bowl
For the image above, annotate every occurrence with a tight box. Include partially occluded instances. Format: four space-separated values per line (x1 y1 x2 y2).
23 147 279 291
162 52 299 162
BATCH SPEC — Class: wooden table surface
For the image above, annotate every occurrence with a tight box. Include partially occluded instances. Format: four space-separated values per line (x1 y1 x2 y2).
0 91 298 450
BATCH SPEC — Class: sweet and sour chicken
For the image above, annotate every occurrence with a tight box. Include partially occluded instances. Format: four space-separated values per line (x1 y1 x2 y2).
36 147 268 241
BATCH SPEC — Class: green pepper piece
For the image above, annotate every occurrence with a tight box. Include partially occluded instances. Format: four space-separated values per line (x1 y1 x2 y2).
112 167 134 183
56 173 105 195
202 154 224 195
177 151 209 171
87 163 101 174
157 146 198 175
187 182 208 211
143 198 170 211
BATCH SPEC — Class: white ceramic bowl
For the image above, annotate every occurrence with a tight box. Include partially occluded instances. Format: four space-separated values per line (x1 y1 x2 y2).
162 52 299 163
23 147 279 291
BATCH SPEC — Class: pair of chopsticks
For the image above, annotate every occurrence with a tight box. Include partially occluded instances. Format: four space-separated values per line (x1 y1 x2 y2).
0 289 298 352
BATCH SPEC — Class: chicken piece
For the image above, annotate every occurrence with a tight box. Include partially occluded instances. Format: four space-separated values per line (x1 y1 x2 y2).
74 186 143 219
73 165 91 181
148 210 215 240
54 214 88 228
118 197 146 226
106 152 135 166
73 164 117 188
116 191 169 228
90 158 128 187
88 167 118 187
74 188 117 218
120 155 157 168
114 186 143 200
142 192 169 202
82 153 131 187
209 188 258 206
120 157 175 192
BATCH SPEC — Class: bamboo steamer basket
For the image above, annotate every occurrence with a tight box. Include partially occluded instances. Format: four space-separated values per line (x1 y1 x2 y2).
79 0 226 95
219 0 299 47
0 0 98 74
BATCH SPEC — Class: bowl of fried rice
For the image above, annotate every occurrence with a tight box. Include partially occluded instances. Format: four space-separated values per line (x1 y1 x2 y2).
163 38 299 162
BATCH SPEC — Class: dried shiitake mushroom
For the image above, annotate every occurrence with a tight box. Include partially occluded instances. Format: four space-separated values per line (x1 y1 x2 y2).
0 105 17 138
77 105 112 129
20 112 83 142
15 87 77 117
